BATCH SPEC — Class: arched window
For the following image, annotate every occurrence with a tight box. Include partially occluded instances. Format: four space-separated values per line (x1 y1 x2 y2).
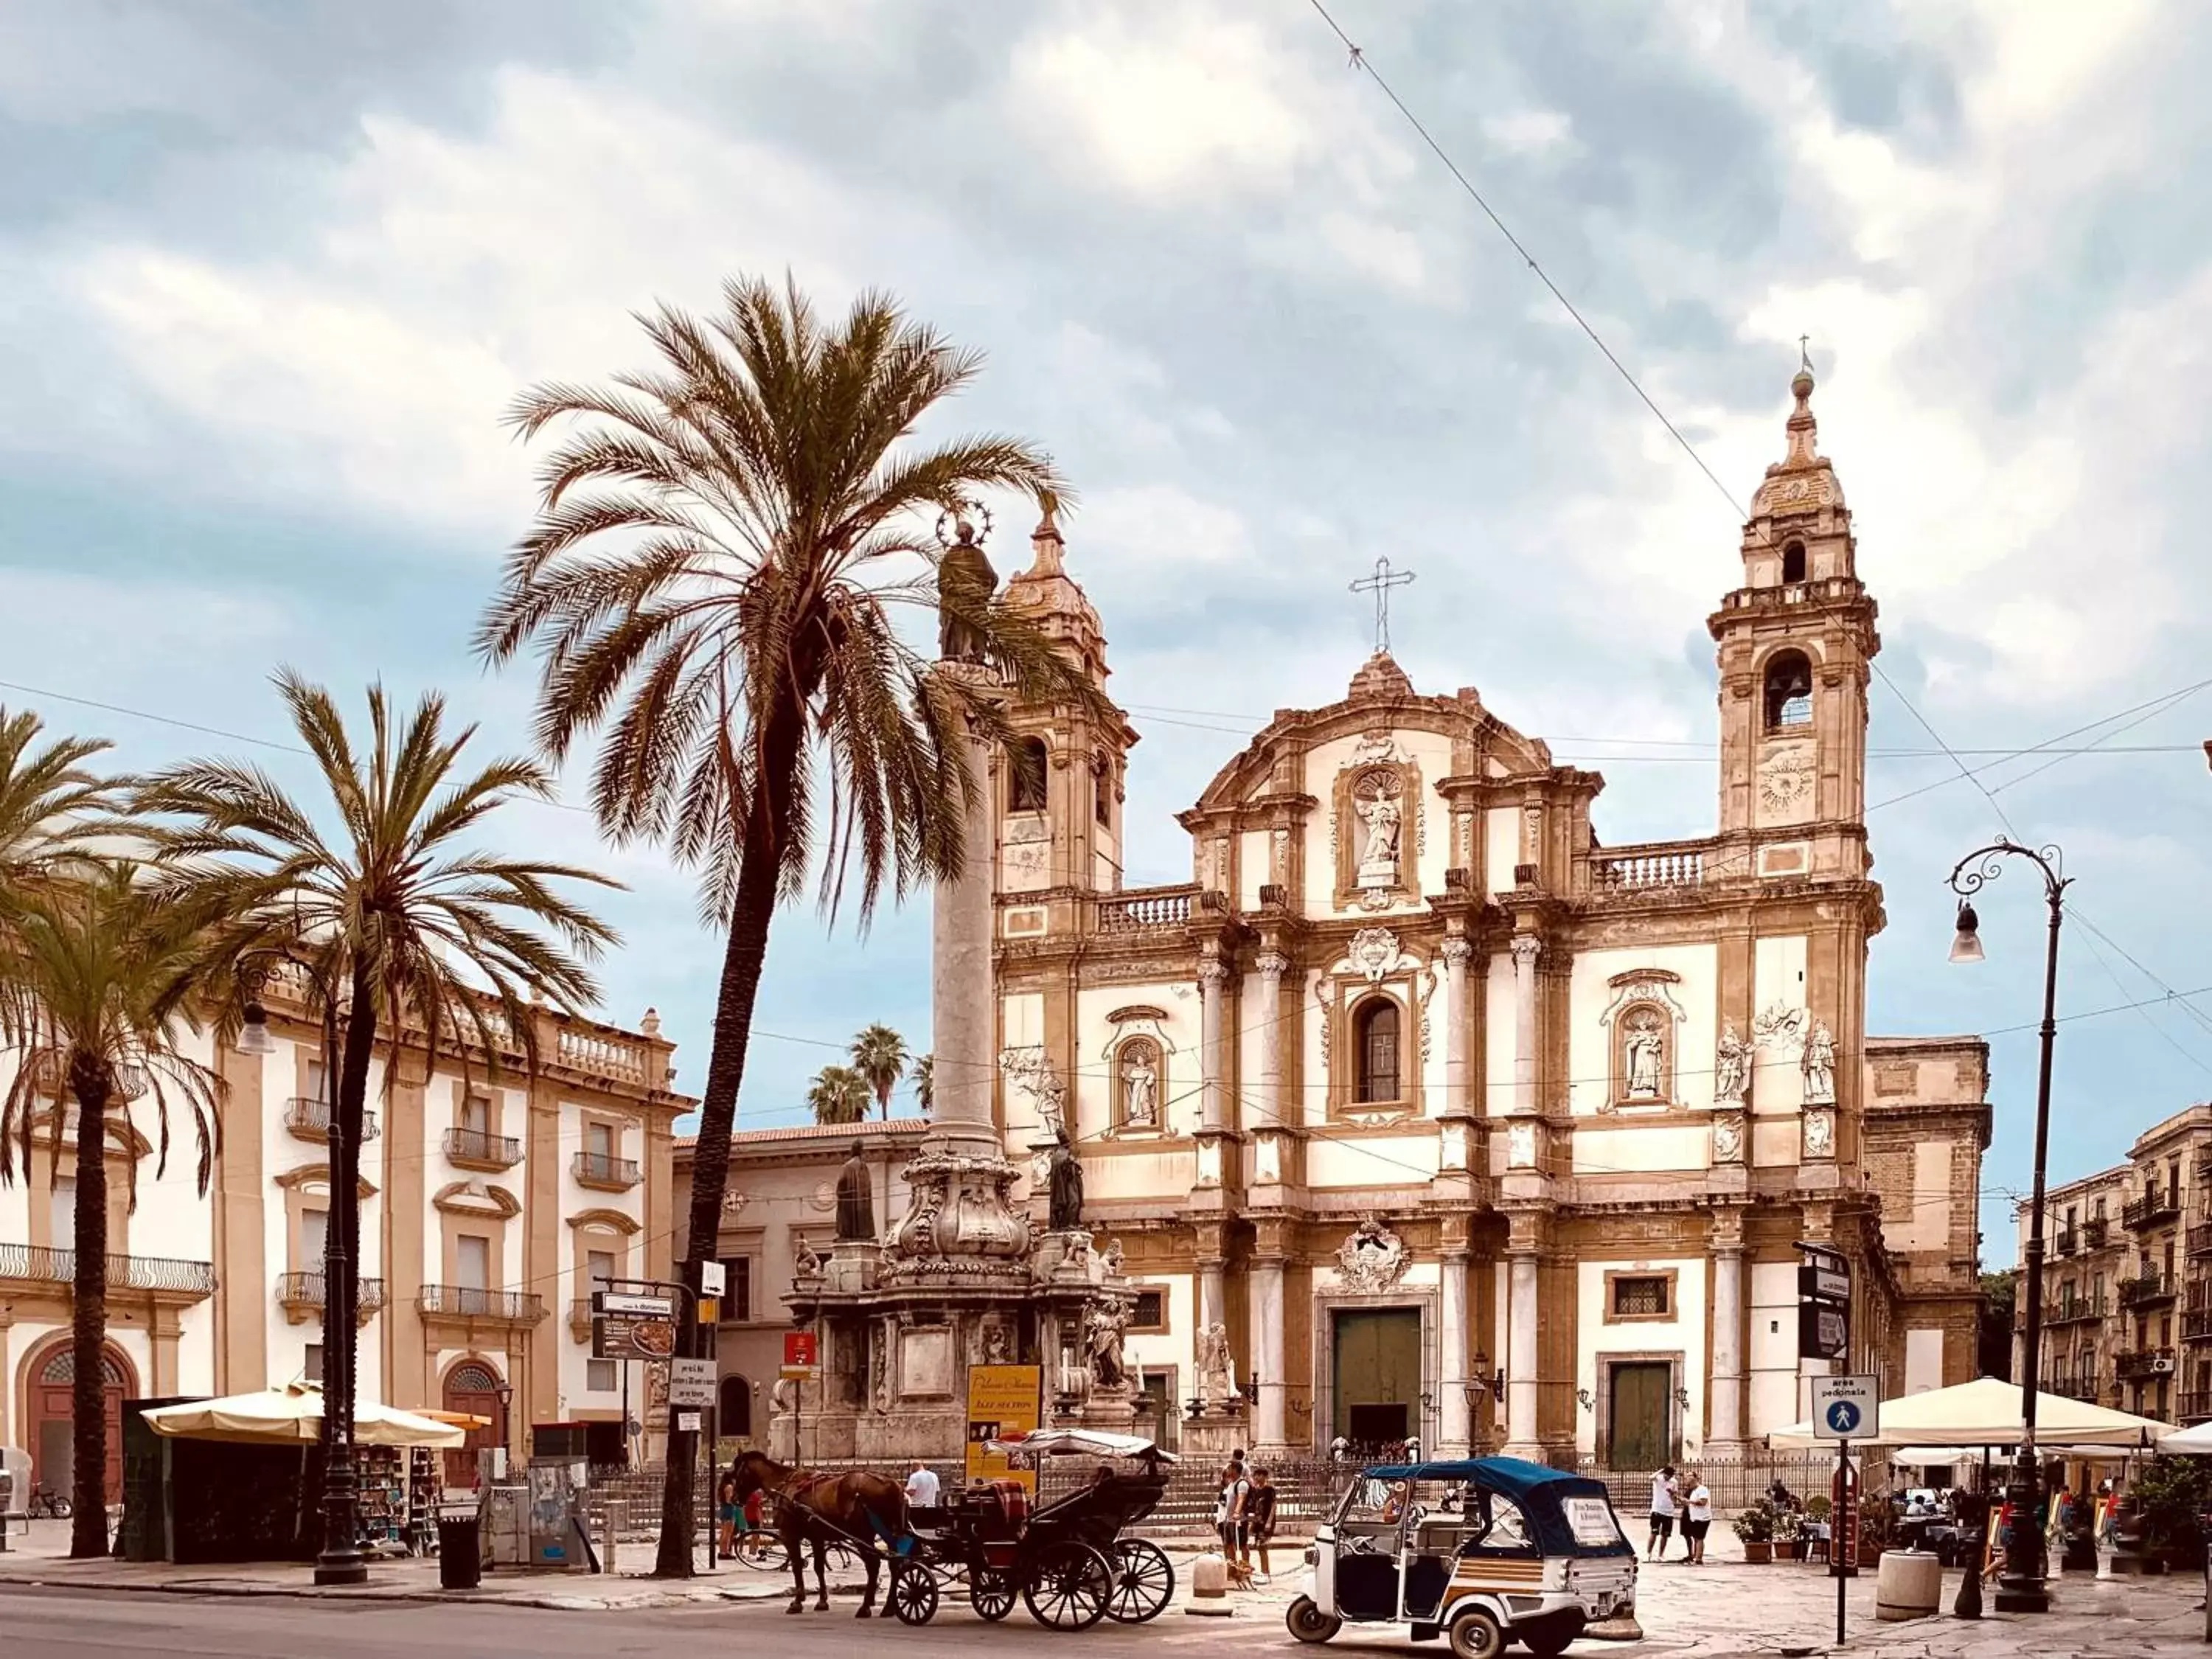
1781 540 1807 583
1354 999 1402 1105
1007 737 1048 813
38 1344 125 1387
1093 755 1112 827
1762 650 1813 731
720 1374 753 1438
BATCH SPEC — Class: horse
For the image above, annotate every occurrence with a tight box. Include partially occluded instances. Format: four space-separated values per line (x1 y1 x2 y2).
727 1450 909 1616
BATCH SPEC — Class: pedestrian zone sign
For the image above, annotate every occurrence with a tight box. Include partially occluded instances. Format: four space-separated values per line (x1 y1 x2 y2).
1811 1374 1878 1441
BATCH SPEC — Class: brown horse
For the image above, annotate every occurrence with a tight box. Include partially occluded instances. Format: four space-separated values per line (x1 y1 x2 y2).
728 1450 909 1616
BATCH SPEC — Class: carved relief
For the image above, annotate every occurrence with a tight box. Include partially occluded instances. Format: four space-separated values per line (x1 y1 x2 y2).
1419 959 1442 1062
1506 1120 1538 1170
1758 745 1817 823
998 1045 1068 1135
1753 1002 1806 1052
1802 1018 1837 1106
1712 1110 1746 1164
1348 927 1402 984
1333 1217 1411 1295
1802 1105 1836 1159
1003 813 1051 891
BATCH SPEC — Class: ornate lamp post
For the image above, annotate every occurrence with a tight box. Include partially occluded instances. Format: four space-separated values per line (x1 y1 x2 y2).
1947 837 2068 1615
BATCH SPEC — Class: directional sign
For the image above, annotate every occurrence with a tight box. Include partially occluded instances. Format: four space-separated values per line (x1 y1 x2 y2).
1811 1374 1879 1441
700 1261 727 1299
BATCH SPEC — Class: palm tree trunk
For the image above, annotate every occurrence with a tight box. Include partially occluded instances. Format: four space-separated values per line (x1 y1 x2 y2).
66 1064 112 1558
315 965 378 1581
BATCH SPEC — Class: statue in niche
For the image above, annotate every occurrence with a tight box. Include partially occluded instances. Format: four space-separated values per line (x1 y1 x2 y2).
1714 1021 1750 1105
1623 1013 1665 1100
936 510 998 664
1803 1019 1837 1106
981 1322 1013 1366
1088 1301 1130 1388
1120 1040 1160 1128
1047 1124 1085 1232
1354 771 1402 874
835 1140 875 1241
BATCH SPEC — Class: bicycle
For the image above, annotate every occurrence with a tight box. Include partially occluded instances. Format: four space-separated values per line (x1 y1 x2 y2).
27 1484 72 1520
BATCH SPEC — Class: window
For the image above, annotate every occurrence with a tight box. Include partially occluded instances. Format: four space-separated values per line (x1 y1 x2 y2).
2171 1163 2183 1206
720 1375 753 1436
585 1359 618 1394
1093 757 1112 827
458 1234 492 1290
1762 650 1814 731
301 1208 329 1266
1610 1276 1672 1318
49 1175 75 1245
461 1093 492 1135
304 1343 324 1385
1781 540 1807 583
1129 1289 1168 1332
2096 1196 2107 1221
1007 737 1048 813
1354 999 1401 1104
587 1249 616 1296
2066 1206 2078 1229
717 1256 752 1323
587 1121 614 1160
305 1055 328 1103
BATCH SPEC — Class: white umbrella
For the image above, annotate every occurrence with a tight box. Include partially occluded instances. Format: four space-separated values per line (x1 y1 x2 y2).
1765 1376 2169 1453
141 1382 465 1448
2152 1419 2212 1455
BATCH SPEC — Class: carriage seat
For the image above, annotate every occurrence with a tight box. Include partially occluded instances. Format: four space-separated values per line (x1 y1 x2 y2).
961 1480 1030 1541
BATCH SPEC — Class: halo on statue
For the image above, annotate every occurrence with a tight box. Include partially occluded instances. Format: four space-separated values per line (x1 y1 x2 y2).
933 499 993 550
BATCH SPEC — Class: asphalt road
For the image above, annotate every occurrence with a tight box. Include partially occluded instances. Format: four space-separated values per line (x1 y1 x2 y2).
0 1585 1343 1659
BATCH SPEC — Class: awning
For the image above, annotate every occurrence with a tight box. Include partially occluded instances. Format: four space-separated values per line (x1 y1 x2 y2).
140 1382 465 1448
1765 1377 2169 1453
985 1427 1177 1462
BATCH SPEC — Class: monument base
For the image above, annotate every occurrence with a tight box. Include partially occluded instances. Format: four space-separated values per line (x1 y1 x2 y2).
1181 1402 1254 1462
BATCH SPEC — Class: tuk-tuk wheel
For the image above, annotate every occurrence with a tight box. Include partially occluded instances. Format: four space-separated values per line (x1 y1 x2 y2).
1446 1606 1507 1659
1286 1595 1342 1644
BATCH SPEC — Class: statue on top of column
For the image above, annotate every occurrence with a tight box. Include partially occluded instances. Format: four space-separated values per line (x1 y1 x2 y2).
936 501 998 664
835 1139 875 1240
1046 1123 1085 1232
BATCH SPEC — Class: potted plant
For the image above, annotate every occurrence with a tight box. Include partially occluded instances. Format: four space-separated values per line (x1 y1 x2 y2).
1775 1508 1807 1561
1733 1497 1777 1563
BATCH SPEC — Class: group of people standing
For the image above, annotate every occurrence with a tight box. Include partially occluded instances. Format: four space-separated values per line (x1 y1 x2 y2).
1644 1465 1714 1564
1213 1449 1279 1586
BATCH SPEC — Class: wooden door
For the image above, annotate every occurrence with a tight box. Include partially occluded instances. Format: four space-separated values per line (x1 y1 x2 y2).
1607 1362 1671 1470
442 1361 505 1489
1332 1308 1421 1451
31 1344 127 1503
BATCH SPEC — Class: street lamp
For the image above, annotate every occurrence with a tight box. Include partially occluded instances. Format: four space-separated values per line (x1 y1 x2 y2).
1947 836 2069 1615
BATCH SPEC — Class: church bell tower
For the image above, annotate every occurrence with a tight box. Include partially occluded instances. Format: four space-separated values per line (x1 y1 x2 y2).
1710 358 1880 874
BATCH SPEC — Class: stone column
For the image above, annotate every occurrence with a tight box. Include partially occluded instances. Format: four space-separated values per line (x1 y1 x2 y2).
1503 1248 1541 1458
930 668 1002 1158
1509 933 1542 1116
1708 1214 1746 1459
1439 1251 1472 1455
1198 953 1228 1134
1255 952 1287 1130
1253 1256 1287 1450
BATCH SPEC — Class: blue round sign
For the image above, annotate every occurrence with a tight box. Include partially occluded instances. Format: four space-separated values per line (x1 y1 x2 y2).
1825 1399 1860 1434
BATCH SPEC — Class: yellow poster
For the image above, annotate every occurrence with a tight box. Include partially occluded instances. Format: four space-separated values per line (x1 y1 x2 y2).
964 1364 1042 1493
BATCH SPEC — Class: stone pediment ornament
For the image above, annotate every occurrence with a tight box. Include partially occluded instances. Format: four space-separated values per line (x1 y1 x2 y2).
1347 927 1401 984
1335 1217 1410 1295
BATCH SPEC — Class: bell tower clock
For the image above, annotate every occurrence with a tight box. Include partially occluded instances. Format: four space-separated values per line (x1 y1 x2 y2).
1710 357 1880 872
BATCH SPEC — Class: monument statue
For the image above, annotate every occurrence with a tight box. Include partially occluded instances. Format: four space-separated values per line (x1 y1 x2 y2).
1047 1124 1085 1232
1198 1321 1236 1405
1623 1015 1663 1099
1713 1020 1750 1105
936 511 998 664
1087 1301 1129 1388
835 1139 875 1241
1802 1018 1837 1106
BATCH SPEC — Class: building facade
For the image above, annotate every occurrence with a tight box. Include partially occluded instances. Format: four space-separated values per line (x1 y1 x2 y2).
974 364 1990 1466
0 981 685 1498
2020 1103 2212 1426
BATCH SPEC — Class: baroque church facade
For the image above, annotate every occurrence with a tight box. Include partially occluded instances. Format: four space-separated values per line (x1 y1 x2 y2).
984 366 1991 1467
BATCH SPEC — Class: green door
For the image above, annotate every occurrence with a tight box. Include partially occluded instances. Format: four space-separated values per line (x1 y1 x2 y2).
1607 1362 1671 1470
1333 1309 1422 1450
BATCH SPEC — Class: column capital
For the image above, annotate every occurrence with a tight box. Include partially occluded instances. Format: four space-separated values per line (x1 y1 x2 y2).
1253 950 1291 979
1509 933 1543 970
1708 1206 1747 1253
1197 954 1231 987
1441 935 1475 967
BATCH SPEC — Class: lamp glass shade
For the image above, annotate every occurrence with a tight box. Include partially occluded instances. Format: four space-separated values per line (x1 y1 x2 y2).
236 1006 277 1057
1949 902 1984 964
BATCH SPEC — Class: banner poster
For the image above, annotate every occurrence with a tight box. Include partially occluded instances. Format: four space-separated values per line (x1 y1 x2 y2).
964 1365 1042 1493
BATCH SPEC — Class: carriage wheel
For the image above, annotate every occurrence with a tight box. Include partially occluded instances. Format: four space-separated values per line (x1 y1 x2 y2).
888 1562 939 1626
734 1531 789 1571
1022 1542 1113 1631
970 1568 1016 1622
1105 1539 1175 1624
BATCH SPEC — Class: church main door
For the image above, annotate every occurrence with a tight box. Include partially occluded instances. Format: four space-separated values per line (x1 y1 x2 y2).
1332 1309 1420 1453
1607 1361 1672 1470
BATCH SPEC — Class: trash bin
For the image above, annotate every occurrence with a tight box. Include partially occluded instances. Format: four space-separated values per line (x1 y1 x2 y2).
438 1509 483 1590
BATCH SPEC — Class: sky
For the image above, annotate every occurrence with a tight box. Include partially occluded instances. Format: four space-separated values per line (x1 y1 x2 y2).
2 0 2209 1259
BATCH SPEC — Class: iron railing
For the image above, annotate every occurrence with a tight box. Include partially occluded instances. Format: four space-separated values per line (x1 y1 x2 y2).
276 1270 387 1314
2045 1295 2107 1326
2116 1346 2176 1380
2180 1390 2212 1422
2084 1217 2110 1248
2124 1192 2181 1231
445 1127 523 1168
283 1096 379 1141
418 1284 544 1321
2119 1271 2177 1308
572 1151 641 1188
2054 1228 2079 1256
0 1242 215 1295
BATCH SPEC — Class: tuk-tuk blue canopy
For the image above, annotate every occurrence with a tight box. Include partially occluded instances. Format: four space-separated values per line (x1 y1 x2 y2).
1354 1456 1632 1557
1358 1456 1585 1501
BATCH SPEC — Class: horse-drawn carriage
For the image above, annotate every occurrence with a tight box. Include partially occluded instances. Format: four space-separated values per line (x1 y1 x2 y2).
884 1427 1178 1630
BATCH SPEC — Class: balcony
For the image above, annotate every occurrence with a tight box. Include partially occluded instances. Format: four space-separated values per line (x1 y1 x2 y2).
2119 1272 2177 1310
2046 1296 2107 1326
2185 1307 2212 1343
2084 1217 2110 1249
2054 1228 2079 1256
276 1270 387 1325
2053 1379 2103 1404
284 1097 378 1144
417 1284 545 1325
572 1150 641 1192
2190 1225 2212 1259
0 1242 215 1301
445 1127 523 1172
1593 839 1711 894
1096 883 1199 933
2183 1390 2212 1422
2124 1192 2181 1231
2116 1346 2177 1381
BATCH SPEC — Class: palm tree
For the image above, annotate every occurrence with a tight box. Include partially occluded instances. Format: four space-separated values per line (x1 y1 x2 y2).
0 862 223 1556
132 673 619 1582
0 706 116 908
476 275 1106 1576
806 1064 870 1126
850 1023 908 1119
911 1052 934 1117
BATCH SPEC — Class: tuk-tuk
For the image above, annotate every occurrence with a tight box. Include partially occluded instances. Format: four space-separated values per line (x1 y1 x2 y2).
1286 1456 1636 1659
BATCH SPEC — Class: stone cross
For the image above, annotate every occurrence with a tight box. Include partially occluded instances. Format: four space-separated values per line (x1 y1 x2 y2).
1349 555 1416 653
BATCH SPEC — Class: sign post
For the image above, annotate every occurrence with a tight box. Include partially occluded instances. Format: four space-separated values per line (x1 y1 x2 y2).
1812 1374 1878 1646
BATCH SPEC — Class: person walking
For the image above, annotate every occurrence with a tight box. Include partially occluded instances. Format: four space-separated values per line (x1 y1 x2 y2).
1646 1465 1679 1561
1683 1472 1714 1565
1246 1467 1279 1585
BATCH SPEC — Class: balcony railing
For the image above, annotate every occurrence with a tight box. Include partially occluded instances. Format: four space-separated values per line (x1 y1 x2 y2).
2053 1379 2102 1404
2046 1296 2107 1326
0 1242 215 1296
283 1097 379 1144
2182 1390 2212 1422
2124 1192 2181 1231
2186 1307 2212 1343
2116 1346 2177 1380
276 1271 387 1320
2189 1225 2212 1259
2084 1217 2110 1248
1096 885 1198 932
445 1127 523 1169
417 1284 544 1322
557 1029 649 1086
572 1150 641 1190
1593 841 1709 894
2119 1272 2177 1309
2055 1228 2079 1256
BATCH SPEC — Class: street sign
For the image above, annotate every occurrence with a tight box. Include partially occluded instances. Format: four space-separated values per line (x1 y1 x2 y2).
669 1357 716 1408
593 1290 677 1360
700 1261 726 1298
780 1329 819 1382
676 1410 702 1433
598 1291 674 1318
1811 1374 1879 1441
